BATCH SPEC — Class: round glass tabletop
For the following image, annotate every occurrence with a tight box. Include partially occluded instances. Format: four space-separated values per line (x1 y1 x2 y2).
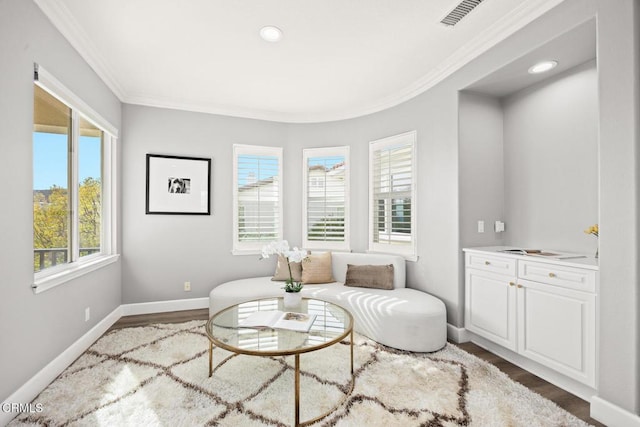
206 297 354 356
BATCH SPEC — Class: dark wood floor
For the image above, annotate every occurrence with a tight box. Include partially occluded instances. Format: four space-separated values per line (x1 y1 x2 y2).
453 341 605 426
108 308 210 330
109 309 605 426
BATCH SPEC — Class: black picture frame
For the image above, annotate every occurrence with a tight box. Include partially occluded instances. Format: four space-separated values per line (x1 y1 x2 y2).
145 154 211 215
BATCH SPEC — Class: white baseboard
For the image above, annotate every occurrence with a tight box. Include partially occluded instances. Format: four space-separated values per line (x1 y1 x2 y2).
591 396 640 427
1 297 210 426
121 297 209 316
0 306 122 427
447 323 471 343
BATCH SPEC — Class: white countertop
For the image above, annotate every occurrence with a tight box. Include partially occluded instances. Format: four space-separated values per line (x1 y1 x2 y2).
463 246 599 270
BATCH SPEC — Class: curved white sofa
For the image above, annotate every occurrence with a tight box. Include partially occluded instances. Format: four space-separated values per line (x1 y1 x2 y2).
209 252 447 352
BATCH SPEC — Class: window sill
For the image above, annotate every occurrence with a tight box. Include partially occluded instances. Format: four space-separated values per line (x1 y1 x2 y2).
231 249 262 256
303 243 351 252
366 250 418 262
32 254 120 294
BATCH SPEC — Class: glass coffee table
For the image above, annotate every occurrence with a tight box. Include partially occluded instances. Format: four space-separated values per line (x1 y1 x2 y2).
205 297 354 427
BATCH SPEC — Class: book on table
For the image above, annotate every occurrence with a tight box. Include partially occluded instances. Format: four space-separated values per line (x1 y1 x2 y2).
499 248 586 259
239 310 317 332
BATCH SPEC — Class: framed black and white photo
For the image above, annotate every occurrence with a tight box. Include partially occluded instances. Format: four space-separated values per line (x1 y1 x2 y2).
146 154 211 215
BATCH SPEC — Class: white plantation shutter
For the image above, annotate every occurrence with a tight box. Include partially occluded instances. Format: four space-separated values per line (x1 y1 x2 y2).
233 145 283 254
369 131 417 259
302 147 350 250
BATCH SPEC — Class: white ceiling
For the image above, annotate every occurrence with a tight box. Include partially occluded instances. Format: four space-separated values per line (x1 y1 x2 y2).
35 0 567 123
465 19 596 97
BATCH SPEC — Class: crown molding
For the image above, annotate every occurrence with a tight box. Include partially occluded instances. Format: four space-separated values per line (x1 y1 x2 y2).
36 0 566 124
34 0 126 101
124 92 302 123
343 0 568 122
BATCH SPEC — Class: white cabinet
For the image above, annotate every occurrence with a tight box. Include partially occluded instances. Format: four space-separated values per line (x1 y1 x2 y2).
464 248 598 388
465 265 517 351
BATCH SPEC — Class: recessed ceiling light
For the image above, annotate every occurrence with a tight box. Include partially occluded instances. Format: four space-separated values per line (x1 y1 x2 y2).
528 60 558 74
260 26 282 43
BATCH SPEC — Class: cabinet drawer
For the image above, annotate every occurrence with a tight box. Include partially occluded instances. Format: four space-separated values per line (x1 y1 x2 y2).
518 260 596 292
465 252 516 276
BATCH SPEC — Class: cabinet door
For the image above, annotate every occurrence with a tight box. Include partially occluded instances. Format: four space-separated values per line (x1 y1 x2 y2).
465 268 517 351
517 279 596 387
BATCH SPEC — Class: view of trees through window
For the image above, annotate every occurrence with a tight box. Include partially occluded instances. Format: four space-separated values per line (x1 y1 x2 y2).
33 85 103 272
33 178 101 271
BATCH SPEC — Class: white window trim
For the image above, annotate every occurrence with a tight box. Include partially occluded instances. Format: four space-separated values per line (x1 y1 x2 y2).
302 146 350 251
35 65 119 137
232 144 284 255
32 64 119 293
32 255 120 294
368 131 418 261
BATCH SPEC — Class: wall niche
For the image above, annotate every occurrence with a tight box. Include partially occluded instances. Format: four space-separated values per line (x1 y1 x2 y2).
459 19 598 255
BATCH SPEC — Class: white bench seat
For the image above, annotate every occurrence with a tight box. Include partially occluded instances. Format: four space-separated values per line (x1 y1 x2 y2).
209 253 447 352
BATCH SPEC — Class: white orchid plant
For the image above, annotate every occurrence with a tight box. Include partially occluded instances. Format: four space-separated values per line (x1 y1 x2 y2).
261 240 307 292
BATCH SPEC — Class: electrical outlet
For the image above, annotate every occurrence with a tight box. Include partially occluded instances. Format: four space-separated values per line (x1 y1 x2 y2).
85 307 90 322
477 220 485 233
495 221 505 232
184 281 191 292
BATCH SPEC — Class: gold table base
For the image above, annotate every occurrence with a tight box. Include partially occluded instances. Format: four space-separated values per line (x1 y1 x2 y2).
208 329 355 427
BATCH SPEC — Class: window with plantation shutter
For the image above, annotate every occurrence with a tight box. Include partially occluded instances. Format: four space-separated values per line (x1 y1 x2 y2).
232 144 283 254
302 147 350 250
369 131 417 260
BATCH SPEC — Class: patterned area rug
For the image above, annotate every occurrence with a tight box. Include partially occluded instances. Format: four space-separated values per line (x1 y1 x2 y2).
9 320 591 426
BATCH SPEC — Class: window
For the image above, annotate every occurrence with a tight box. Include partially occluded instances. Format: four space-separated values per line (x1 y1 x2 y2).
369 131 417 260
33 65 118 292
233 144 283 254
302 147 350 250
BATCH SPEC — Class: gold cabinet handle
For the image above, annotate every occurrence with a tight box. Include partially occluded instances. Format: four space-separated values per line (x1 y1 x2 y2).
548 272 556 278
517 284 524 289
509 282 515 287
485 261 491 265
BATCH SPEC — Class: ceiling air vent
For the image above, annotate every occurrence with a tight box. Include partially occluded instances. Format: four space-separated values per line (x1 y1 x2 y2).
440 0 485 26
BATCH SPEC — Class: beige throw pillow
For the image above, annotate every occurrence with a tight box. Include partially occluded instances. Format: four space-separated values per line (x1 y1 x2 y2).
301 252 335 284
344 264 394 290
271 255 303 282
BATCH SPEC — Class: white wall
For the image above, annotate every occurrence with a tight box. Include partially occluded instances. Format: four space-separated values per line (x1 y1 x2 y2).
0 0 122 402
122 89 462 323
503 60 599 253
595 0 640 415
458 91 505 249
285 88 461 324
121 105 287 303
458 61 599 256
